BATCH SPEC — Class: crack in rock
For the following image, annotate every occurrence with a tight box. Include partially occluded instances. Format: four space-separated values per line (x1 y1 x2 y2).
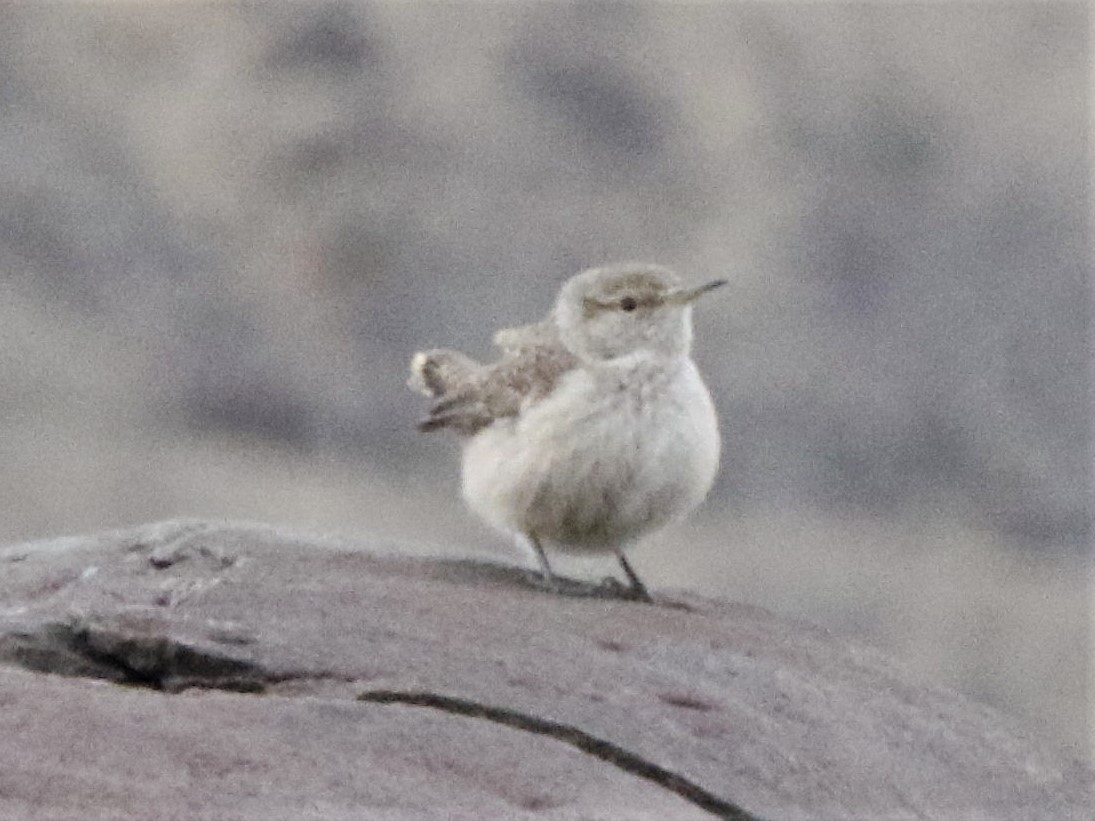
358 689 764 821
0 619 269 693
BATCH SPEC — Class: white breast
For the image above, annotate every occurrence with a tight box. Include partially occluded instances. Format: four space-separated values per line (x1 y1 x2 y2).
461 353 720 553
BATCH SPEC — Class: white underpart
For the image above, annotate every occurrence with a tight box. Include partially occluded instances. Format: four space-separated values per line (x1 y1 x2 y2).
462 349 720 555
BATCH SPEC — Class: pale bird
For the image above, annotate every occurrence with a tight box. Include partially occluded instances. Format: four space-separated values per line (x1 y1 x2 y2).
409 262 724 601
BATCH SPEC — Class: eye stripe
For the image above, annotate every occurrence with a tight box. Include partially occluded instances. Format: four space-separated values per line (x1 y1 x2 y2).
582 293 660 315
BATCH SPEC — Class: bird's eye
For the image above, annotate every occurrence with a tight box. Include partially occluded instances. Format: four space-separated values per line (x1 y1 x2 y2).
619 296 638 312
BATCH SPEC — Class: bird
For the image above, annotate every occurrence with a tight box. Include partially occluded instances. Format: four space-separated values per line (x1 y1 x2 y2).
408 262 724 602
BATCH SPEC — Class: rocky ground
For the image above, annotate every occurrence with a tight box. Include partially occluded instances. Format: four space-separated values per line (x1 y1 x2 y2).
0 520 1089 820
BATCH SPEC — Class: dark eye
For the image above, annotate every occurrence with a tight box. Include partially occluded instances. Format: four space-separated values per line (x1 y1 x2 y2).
619 296 638 312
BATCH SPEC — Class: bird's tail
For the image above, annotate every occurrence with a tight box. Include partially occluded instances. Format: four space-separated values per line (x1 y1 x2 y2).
409 350 493 433
408 349 479 398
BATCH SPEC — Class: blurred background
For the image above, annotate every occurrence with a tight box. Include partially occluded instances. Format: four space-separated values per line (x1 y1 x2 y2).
0 3 1089 758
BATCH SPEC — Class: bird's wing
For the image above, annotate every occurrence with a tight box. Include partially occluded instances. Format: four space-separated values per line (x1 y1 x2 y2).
410 321 578 435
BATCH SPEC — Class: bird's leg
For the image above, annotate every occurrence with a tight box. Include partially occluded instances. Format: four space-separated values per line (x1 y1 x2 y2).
515 534 652 602
614 548 653 603
516 532 559 591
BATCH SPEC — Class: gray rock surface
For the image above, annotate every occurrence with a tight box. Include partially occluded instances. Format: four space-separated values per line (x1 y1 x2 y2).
0 520 1090 820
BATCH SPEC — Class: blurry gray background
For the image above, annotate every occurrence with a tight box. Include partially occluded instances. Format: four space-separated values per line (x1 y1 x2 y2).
0 3 1089 757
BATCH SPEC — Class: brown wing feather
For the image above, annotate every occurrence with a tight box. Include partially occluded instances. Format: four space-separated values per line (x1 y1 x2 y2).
409 321 578 436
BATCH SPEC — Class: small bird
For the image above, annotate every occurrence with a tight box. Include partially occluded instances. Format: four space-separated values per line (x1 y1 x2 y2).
409 262 724 601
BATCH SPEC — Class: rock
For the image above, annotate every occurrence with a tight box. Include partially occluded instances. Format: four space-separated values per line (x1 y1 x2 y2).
0 520 1090 820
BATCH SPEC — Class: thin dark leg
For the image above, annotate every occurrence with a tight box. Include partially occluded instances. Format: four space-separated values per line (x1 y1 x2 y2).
615 549 652 602
521 532 558 589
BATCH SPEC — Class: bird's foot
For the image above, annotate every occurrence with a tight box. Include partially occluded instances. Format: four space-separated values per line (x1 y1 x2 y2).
599 575 654 603
520 570 655 603
523 571 601 598
522 570 652 602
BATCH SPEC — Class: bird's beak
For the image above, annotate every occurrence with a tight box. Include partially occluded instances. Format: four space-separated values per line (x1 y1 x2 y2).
666 279 728 305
